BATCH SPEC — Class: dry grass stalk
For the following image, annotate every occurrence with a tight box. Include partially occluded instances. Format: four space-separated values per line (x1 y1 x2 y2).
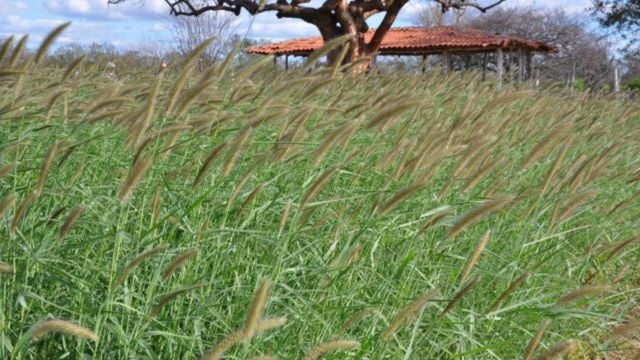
459 230 491 283
0 192 17 218
0 261 13 274
603 321 640 344
30 319 97 341
487 272 530 314
448 195 515 238
114 245 167 287
243 278 272 338
36 142 59 194
58 205 85 240
522 319 552 360
302 339 360 360
381 288 440 340
556 285 611 305
118 155 152 202
439 277 481 319
338 307 378 334
192 141 228 188
532 339 576 360
162 248 199 279
151 186 162 226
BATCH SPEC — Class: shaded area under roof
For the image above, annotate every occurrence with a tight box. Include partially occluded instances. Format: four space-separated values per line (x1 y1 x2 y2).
246 26 557 56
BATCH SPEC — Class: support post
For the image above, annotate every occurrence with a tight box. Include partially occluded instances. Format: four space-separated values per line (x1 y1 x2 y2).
442 51 452 74
482 52 487 81
285 55 289 70
518 48 525 83
422 54 427 74
526 51 532 81
496 48 503 88
614 66 620 93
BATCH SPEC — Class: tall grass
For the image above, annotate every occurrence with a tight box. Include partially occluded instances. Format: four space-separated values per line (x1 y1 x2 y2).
1 28 639 359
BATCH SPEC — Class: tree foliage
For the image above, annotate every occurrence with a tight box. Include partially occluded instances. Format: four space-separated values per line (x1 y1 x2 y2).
108 0 506 64
592 0 640 38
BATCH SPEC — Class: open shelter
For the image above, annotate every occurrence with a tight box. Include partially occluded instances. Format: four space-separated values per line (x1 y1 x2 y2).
246 26 557 84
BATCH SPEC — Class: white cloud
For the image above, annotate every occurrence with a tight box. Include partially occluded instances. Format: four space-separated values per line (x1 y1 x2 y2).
43 0 170 21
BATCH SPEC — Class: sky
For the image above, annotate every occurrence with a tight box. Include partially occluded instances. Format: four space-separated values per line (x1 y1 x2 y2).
0 0 593 50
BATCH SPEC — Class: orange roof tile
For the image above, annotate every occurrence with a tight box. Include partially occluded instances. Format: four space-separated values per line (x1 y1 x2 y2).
246 26 556 56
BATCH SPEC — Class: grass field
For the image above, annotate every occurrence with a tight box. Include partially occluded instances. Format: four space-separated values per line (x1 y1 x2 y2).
1 30 640 359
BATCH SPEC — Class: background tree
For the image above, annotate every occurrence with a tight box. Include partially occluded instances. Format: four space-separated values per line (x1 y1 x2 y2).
592 0 640 47
467 7 613 87
167 10 237 65
108 0 506 65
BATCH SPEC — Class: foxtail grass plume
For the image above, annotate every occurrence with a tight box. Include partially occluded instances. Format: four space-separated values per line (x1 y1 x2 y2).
33 22 70 65
459 230 491 283
0 162 14 179
301 166 338 208
486 272 530 314
10 192 37 234
523 319 552 360
603 321 640 345
381 288 440 340
377 183 425 215
114 245 167 287
222 127 253 176
532 339 576 360
0 261 13 274
58 205 85 240
302 339 360 360
118 155 152 202
30 319 97 342
338 307 378 334
556 285 611 305
200 317 286 360
0 192 17 218
439 277 481 319
448 195 515 238
193 141 227 187
147 283 204 321
36 142 59 194
162 248 199 279
243 278 272 338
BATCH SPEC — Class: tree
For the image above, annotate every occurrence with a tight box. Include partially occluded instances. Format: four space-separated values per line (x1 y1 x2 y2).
108 0 506 65
167 10 237 65
592 0 640 45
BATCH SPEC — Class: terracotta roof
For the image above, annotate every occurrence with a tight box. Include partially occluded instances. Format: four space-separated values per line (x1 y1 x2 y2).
246 26 556 56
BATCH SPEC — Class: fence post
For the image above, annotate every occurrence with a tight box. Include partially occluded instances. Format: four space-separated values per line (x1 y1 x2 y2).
614 66 620 93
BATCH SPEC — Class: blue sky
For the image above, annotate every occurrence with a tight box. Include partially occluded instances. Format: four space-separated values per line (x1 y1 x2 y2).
0 0 592 49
